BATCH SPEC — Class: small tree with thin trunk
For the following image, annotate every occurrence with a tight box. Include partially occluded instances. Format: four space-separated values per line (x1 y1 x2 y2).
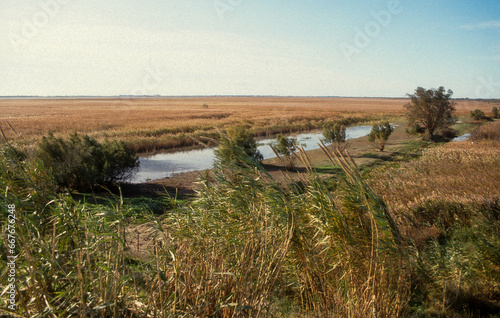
272 134 296 170
322 122 348 152
404 86 456 141
368 121 394 151
215 125 263 166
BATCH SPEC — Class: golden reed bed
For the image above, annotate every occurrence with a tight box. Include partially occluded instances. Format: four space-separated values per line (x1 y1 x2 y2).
0 97 495 152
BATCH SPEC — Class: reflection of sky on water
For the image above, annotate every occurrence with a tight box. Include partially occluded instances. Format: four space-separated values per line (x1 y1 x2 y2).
129 126 372 183
452 133 471 142
133 148 216 183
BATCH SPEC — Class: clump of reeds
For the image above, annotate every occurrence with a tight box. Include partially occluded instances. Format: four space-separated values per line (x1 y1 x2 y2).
276 143 408 317
0 146 141 317
143 137 294 316
138 134 409 317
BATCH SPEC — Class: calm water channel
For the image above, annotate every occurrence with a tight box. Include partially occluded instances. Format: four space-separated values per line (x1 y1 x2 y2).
129 126 373 183
452 133 471 142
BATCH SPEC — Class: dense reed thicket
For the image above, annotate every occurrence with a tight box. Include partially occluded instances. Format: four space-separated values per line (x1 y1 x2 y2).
1 121 499 317
1 135 406 317
0 145 137 317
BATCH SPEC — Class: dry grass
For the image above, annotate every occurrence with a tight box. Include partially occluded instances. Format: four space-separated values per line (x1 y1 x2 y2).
470 120 500 141
1 97 494 153
365 122 500 316
369 138 500 214
0 97 405 152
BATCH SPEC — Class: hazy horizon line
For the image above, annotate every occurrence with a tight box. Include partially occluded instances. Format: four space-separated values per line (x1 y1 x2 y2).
0 95 494 100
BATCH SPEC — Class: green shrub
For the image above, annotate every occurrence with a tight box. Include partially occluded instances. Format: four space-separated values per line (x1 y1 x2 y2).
322 122 348 151
272 134 296 170
36 132 138 191
215 125 263 166
470 109 486 120
406 122 425 136
368 121 394 151
410 200 473 232
492 106 499 119
273 134 295 157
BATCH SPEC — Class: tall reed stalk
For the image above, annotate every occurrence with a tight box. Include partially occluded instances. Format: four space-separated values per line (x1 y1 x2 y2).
273 142 408 317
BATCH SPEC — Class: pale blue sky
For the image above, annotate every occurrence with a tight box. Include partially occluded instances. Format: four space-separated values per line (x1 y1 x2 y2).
1 0 499 98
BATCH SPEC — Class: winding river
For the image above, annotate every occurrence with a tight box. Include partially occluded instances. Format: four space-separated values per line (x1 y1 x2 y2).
129 125 373 183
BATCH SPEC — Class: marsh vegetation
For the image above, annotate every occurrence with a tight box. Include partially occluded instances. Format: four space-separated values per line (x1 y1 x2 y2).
1 97 499 317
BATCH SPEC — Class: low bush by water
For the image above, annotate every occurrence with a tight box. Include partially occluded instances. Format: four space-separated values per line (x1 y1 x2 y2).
37 132 139 191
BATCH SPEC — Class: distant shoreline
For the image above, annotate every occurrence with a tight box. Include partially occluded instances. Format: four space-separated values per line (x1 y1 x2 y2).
0 95 493 101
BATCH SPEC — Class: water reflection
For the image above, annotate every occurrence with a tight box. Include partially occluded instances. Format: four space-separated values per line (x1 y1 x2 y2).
129 126 373 183
452 133 471 142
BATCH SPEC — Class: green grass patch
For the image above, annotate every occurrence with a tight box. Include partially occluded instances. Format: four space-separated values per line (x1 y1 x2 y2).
453 121 481 135
75 193 178 221
314 164 342 175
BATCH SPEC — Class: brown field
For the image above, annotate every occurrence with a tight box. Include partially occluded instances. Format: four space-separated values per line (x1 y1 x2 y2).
370 137 500 214
0 97 496 153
